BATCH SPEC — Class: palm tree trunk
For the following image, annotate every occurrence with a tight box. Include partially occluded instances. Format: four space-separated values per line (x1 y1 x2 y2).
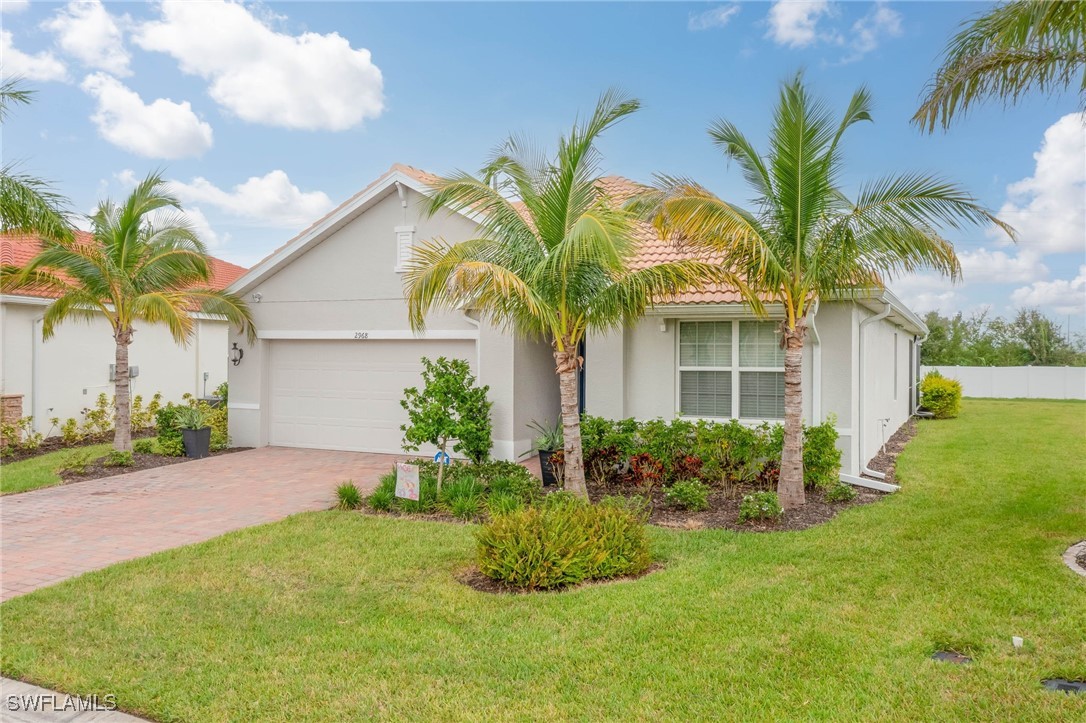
778 317 807 509
113 326 133 452
554 345 587 499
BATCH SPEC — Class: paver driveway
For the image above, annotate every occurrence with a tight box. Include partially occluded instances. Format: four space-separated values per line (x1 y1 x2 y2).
0 447 404 601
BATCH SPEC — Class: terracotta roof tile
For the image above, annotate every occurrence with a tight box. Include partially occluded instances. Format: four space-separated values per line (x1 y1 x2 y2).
1 232 246 300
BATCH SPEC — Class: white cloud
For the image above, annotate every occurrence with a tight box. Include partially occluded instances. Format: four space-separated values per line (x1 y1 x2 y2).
1011 267 1086 316
959 248 1048 284
43 0 131 76
81 72 213 159
766 0 835 48
1 30 68 82
133 0 384 131
990 113 1086 255
841 1 902 63
1 1 30 14
689 4 741 32
183 206 229 251
889 273 963 315
168 171 334 228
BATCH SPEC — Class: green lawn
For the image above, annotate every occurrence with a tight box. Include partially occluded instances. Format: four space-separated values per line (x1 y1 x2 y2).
1 400 1084 721
0 443 112 495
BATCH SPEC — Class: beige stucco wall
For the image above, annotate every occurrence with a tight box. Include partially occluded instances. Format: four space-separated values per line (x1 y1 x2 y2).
857 305 914 474
227 185 557 459
1 299 229 433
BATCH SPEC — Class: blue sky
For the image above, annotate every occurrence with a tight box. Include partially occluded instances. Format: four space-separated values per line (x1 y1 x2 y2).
3 1 1084 330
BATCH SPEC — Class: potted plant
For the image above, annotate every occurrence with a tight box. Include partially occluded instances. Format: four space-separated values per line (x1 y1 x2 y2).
174 406 212 459
528 420 563 487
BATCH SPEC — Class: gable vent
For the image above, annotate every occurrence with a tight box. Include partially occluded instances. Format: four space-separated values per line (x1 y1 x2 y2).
395 225 416 272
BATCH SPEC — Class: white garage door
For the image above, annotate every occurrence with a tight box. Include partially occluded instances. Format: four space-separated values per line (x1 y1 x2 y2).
268 339 476 453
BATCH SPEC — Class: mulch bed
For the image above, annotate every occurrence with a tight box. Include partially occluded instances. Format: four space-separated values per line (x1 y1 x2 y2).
865 418 918 485
58 447 248 483
456 563 663 595
1 430 156 464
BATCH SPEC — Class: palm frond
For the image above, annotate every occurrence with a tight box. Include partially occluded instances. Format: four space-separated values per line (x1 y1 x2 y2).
181 288 257 343
914 0 1086 131
0 166 74 243
41 291 112 340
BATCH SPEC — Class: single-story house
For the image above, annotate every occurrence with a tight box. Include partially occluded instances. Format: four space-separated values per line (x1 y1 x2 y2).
227 164 927 485
1 232 247 432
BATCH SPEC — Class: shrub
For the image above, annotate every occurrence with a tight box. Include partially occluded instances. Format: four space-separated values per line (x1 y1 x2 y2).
485 490 523 517
439 477 485 515
0 416 43 453
697 419 768 484
398 474 439 514
920 371 962 419
60 417 83 445
738 491 784 523
155 405 184 457
57 448 94 475
664 479 710 511
487 473 540 505
639 418 697 475
132 437 157 455
103 450 134 467
629 452 664 490
401 357 494 485
367 474 396 512
825 482 858 503
802 416 842 490
336 481 363 510
671 454 703 481
475 496 652 590
81 393 114 437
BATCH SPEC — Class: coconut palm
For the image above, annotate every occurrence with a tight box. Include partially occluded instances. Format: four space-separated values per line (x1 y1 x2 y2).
1 79 72 242
0 172 255 452
636 74 1012 509
403 91 752 498
914 0 1086 131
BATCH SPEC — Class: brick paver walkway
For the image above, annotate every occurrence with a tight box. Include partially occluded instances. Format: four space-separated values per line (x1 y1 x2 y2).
0 447 404 601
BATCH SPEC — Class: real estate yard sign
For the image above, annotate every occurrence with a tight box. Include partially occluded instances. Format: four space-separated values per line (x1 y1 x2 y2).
395 462 420 501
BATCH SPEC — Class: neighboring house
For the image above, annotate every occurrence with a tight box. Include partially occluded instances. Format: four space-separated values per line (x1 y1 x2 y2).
1 232 247 432
227 164 927 483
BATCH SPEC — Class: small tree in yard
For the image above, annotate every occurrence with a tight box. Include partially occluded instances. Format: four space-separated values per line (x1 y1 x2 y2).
400 356 493 491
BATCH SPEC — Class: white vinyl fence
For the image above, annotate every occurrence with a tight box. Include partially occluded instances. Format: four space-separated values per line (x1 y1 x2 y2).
921 365 1086 400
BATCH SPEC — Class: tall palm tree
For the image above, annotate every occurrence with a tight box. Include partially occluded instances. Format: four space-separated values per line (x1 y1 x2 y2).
1 172 255 452
403 91 751 498
1 79 72 242
636 74 1012 509
914 0 1086 131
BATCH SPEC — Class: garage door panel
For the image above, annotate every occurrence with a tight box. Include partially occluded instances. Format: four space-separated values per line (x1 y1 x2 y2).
268 339 476 454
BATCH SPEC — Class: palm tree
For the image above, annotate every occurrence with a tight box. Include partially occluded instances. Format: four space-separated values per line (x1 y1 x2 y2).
636 74 1012 509
403 91 751 498
1 172 255 452
1 79 72 242
914 0 1086 131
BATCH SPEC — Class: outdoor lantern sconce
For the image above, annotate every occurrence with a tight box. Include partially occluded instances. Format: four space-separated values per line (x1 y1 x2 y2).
230 342 244 366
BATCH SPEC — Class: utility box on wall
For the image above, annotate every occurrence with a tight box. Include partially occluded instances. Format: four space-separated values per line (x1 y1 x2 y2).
108 365 140 381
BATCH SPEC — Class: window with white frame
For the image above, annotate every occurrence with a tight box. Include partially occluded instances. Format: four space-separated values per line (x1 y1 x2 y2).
678 320 785 420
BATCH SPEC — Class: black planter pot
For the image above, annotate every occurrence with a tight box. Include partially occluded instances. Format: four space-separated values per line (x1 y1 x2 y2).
538 449 558 487
182 426 212 459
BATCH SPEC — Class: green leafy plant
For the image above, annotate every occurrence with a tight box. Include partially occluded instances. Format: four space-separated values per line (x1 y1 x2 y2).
448 494 483 521
487 473 540 505
825 482 858 503
439 478 485 521
367 473 396 512
155 404 184 457
528 419 563 452
485 490 523 518
336 481 363 510
475 495 652 590
738 491 784 524
173 406 211 430
401 356 494 490
81 393 114 437
132 437 157 455
57 448 94 475
800 416 842 490
629 452 664 490
664 479 710 511
103 450 134 467
920 371 963 419
0 416 44 452
59 417 83 445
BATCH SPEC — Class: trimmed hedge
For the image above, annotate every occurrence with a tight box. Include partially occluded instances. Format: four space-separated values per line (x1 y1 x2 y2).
919 371 962 419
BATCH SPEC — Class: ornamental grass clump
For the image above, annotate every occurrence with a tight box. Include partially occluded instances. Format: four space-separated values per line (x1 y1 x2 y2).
475 494 652 590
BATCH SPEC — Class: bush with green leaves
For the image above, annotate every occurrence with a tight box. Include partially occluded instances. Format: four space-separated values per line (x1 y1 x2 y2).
0 416 43 454
401 357 493 489
664 479 710 511
59 417 83 445
738 491 784 524
81 393 114 437
920 371 962 419
825 482 858 503
132 437 157 455
475 494 652 590
367 474 396 512
155 405 185 457
103 450 134 467
439 478 485 520
336 482 363 510
57 448 94 475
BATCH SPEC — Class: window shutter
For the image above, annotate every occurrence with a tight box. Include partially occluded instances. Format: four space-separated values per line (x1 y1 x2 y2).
395 225 416 271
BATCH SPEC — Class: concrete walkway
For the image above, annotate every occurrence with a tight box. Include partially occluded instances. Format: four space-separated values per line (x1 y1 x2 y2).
1 447 404 601
1 677 147 722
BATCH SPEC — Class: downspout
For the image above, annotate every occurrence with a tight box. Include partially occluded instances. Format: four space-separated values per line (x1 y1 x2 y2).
31 313 44 433
858 303 891 480
911 330 929 415
808 299 821 422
